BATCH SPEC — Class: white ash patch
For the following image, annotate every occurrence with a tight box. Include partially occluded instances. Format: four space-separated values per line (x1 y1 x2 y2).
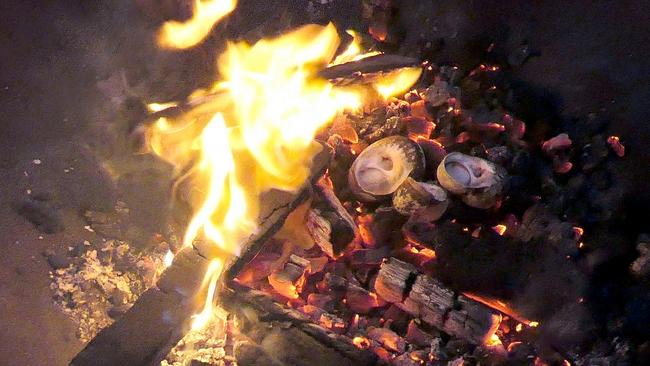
49 239 168 343
162 311 228 366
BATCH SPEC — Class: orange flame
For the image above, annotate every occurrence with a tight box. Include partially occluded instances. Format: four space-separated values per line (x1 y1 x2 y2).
331 30 381 65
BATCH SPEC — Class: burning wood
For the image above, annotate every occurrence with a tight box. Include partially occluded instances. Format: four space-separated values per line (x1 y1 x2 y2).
268 254 310 299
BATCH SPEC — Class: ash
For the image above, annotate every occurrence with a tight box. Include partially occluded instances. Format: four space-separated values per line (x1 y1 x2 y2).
162 313 229 366
49 238 166 343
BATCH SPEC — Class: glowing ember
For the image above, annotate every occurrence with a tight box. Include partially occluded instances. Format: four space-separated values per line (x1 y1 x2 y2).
607 135 626 157
352 336 371 349
157 0 237 49
485 333 502 347
573 226 584 240
492 224 507 236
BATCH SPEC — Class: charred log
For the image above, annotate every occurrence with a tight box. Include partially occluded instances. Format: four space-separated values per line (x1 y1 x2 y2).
375 258 501 345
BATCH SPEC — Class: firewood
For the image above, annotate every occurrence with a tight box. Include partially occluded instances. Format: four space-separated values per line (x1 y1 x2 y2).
140 55 419 127
306 208 334 256
374 258 501 346
374 257 418 304
319 54 420 83
71 144 332 366
402 275 454 329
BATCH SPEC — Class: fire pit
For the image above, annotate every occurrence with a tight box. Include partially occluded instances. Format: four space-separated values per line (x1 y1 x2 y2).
2 1 649 366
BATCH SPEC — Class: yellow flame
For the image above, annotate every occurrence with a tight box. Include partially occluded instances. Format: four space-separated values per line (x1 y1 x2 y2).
331 30 382 65
375 67 422 99
157 0 238 49
486 333 502 347
147 102 178 113
163 250 175 267
191 259 223 330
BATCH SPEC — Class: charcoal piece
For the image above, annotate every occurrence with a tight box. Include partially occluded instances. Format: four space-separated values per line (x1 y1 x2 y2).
358 207 408 248
46 253 71 270
430 337 447 361
631 238 650 279
402 275 455 328
306 208 335 257
307 293 335 312
17 197 64 233
312 179 358 255
392 351 429 366
367 327 406 353
423 78 452 107
508 44 532 67
326 135 356 197
375 258 418 303
473 344 507 365
349 247 391 266
580 136 609 171
376 258 502 345
319 272 348 292
485 146 512 165
346 283 381 314
443 295 501 345
507 342 536 363
383 304 410 334
107 304 131 319
444 338 472 357
406 319 436 347
354 113 405 143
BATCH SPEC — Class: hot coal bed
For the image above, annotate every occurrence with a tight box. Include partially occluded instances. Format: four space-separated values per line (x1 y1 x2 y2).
26 4 648 366
60 55 648 366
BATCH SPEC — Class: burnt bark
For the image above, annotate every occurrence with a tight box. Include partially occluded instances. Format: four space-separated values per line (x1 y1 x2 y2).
375 258 501 345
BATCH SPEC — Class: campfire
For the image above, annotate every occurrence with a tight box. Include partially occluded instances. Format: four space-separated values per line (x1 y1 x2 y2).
35 1 641 366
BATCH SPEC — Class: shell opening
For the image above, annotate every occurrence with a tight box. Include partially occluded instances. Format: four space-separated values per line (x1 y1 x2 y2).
445 161 471 185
